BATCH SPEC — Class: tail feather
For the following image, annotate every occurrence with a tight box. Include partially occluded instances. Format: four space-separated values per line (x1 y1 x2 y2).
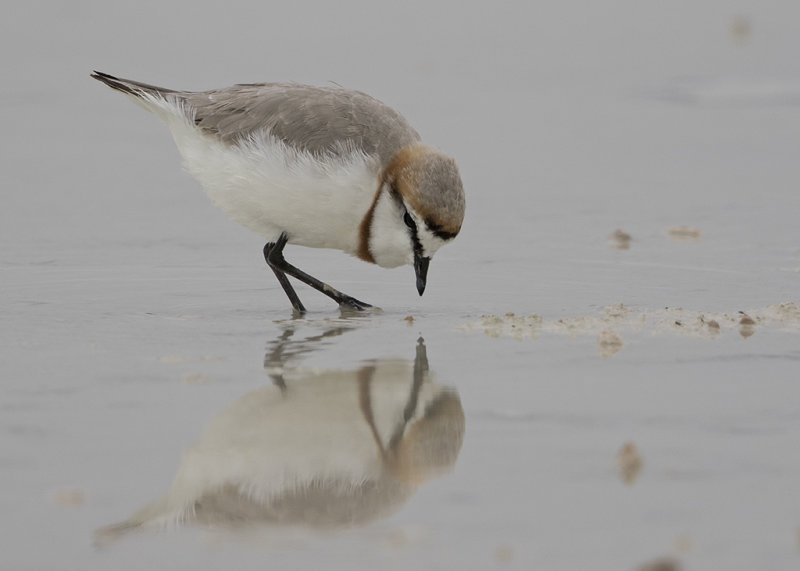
91 70 193 122
91 70 179 99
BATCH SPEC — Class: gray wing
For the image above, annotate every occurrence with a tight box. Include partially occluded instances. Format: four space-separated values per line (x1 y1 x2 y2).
186 83 421 162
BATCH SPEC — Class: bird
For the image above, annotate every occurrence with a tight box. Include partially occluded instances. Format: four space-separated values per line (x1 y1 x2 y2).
91 71 465 313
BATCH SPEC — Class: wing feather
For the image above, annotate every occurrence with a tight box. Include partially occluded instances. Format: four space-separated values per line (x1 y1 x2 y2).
187 83 420 162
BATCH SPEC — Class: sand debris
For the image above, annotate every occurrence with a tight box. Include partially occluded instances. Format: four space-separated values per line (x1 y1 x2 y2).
473 313 543 340
606 229 632 250
598 329 624 358
51 488 85 508
637 557 681 571
181 372 211 385
617 442 643 485
460 302 800 342
730 14 753 46
739 313 756 338
666 226 702 241
493 544 516 565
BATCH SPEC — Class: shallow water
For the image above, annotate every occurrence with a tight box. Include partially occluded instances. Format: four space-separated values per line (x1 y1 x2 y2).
2 2 800 570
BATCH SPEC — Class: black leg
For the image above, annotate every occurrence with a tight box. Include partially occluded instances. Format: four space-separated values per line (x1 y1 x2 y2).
264 232 372 311
263 240 306 314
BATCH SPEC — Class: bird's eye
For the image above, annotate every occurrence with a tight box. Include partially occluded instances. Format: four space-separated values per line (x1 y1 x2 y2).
403 211 416 230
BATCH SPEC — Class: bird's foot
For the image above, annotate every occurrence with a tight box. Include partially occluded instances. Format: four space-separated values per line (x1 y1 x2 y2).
338 296 372 311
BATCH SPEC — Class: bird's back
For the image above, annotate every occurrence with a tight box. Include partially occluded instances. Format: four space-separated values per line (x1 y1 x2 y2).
187 83 421 163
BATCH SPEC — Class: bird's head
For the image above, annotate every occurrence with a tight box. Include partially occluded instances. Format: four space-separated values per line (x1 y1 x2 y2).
360 145 465 295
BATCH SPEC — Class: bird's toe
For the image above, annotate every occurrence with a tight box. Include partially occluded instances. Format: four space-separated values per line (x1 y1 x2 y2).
339 296 372 311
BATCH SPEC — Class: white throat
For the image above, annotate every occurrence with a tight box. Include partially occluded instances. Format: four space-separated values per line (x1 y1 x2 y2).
366 188 450 268
368 189 414 268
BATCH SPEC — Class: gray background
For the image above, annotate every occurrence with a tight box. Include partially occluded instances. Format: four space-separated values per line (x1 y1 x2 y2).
2 1 799 569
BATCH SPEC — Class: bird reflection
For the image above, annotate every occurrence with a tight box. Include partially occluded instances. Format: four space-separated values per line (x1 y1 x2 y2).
96 334 464 543
263 323 352 390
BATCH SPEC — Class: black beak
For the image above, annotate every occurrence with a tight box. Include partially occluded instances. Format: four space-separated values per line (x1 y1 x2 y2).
414 254 430 296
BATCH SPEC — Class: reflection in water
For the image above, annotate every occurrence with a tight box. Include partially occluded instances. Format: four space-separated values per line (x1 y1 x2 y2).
96 335 464 544
263 324 352 390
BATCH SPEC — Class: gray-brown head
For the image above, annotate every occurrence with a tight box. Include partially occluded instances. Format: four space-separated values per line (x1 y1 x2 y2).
359 145 465 295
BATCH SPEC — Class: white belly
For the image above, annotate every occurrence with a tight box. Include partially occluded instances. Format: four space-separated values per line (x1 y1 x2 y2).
168 122 381 254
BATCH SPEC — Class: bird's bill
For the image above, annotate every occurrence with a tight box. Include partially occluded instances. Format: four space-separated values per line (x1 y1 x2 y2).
414 254 431 296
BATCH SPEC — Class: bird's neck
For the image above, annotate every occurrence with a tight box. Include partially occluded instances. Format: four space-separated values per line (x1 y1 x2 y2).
357 184 413 269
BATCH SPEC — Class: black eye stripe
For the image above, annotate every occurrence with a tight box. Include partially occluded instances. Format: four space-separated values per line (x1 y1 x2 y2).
404 209 457 245
403 210 423 255
429 227 458 241
423 217 458 241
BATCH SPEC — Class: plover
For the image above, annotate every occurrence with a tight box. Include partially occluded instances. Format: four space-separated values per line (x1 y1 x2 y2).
91 72 465 313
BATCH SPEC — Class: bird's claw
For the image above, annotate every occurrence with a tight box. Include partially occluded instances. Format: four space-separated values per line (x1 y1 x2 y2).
339 296 372 311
